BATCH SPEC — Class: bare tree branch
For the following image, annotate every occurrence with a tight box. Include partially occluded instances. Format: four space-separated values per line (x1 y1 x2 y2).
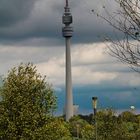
92 0 140 73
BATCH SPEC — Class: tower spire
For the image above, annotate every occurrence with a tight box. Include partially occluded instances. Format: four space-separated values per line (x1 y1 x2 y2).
66 0 68 7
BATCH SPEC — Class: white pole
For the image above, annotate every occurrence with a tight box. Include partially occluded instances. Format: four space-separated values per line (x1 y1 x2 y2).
65 37 73 121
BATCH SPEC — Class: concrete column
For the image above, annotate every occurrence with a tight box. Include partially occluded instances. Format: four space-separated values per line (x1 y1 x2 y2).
65 37 73 121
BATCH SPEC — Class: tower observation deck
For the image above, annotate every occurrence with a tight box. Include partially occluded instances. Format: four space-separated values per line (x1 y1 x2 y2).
62 0 73 37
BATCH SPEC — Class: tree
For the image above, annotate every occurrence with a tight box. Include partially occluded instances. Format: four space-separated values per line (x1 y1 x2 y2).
69 116 95 140
119 111 136 122
96 109 118 140
96 109 138 140
92 0 140 72
34 117 72 140
69 111 140 140
0 63 56 139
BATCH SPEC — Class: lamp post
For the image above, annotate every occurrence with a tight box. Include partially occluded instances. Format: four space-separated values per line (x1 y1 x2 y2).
76 124 80 139
92 97 98 140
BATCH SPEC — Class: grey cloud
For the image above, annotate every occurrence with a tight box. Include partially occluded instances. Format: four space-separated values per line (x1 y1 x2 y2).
0 0 36 27
0 0 122 46
0 45 64 74
0 0 62 43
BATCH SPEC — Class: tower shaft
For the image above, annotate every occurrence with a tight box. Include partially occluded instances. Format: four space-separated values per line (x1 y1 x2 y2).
62 0 73 121
65 37 73 121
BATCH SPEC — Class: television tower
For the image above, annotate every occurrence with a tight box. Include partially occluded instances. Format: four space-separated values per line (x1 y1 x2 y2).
62 0 73 121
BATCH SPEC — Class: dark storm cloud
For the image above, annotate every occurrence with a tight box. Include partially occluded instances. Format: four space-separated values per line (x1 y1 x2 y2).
0 0 121 46
0 0 61 45
0 0 36 27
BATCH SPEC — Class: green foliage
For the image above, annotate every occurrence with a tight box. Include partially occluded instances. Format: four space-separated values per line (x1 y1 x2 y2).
96 109 140 140
69 116 95 140
77 109 140 140
96 109 118 140
119 111 136 122
80 123 95 140
33 118 72 140
0 63 57 139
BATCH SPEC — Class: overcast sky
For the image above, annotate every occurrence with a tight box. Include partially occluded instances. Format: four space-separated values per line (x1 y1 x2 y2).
0 0 140 114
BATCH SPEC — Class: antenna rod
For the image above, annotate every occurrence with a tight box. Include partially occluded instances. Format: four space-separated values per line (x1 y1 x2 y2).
66 0 68 7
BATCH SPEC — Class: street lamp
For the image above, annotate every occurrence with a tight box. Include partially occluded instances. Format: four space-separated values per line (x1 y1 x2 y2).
92 97 98 140
92 97 98 116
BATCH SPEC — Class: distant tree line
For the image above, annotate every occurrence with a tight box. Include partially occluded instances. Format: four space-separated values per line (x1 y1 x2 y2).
77 109 140 140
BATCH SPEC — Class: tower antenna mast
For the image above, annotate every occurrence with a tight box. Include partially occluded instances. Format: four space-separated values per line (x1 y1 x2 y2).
62 0 74 121
66 0 68 7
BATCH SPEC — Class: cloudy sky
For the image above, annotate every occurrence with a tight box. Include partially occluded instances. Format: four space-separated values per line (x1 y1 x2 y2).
0 0 140 115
